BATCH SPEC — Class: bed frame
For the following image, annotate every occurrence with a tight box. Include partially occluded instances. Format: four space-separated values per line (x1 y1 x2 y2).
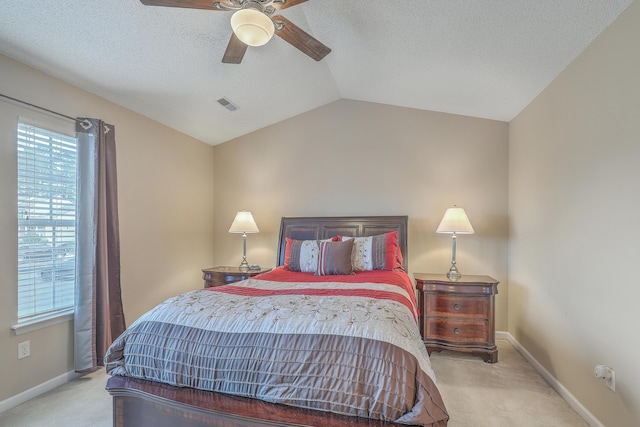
106 215 409 427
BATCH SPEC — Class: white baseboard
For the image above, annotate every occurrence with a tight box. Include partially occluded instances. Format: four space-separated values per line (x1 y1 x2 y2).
496 331 604 427
0 370 81 414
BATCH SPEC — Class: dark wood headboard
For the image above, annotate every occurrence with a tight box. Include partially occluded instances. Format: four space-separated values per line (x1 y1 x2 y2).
276 216 408 270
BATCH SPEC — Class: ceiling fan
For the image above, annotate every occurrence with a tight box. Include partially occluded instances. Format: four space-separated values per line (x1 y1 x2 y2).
139 0 331 64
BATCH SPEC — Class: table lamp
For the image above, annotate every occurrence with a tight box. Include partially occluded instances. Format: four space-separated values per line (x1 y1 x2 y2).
228 210 259 272
436 206 474 280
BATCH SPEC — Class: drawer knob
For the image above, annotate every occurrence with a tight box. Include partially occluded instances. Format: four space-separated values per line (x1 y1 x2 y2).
454 328 460 335
453 303 460 310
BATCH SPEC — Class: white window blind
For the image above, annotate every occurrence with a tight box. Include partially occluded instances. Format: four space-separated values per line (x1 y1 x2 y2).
17 121 77 321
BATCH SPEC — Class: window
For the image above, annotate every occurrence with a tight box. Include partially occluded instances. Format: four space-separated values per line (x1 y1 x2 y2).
17 120 77 322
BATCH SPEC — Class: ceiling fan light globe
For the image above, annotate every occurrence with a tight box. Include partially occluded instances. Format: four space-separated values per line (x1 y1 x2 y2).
231 9 274 47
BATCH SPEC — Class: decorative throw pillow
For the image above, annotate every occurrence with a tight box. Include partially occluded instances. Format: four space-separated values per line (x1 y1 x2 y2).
315 239 355 276
340 231 402 271
284 237 337 272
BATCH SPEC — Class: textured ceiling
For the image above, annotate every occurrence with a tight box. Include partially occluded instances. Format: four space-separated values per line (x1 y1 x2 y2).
0 0 632 146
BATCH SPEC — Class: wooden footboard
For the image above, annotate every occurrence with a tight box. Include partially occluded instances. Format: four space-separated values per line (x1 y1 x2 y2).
106 376 400 427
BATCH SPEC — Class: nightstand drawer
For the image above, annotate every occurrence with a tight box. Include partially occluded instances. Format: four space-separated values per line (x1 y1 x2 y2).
204 271 253 286
425 318 488 343
202 266 271 288
426 295 488 319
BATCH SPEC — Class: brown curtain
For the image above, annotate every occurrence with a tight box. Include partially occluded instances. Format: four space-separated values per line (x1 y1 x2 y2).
74 118 126 373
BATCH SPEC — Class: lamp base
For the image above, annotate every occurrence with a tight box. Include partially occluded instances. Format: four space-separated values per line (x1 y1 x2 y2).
238 232 250 272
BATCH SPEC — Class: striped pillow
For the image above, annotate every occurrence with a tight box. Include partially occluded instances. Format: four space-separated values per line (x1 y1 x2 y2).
284 237 336 273
315 239 355 276
340 231 403 271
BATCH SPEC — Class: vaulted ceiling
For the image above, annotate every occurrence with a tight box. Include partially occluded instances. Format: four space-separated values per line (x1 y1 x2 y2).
0 0 632 146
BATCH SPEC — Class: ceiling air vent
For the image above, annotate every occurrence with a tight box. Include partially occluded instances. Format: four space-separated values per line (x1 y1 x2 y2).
217 97 238 112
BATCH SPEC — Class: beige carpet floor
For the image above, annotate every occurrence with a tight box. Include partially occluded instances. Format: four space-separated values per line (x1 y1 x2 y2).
429 340 587 427
0 339 587 426
0 368 110 427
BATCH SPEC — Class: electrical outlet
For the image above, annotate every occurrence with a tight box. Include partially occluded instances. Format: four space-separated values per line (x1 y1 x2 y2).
18 340 30 359
594 364 616 392
606 367 616 392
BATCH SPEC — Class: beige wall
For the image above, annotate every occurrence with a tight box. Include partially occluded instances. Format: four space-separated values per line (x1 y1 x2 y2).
0 54 215 402
213 98 509 328
509 1 640 425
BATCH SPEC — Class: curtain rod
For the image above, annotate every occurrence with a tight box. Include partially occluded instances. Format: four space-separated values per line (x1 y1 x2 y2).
0 93 77 122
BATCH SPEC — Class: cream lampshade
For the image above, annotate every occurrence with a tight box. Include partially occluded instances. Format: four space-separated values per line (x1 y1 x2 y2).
229 210 259 272
437 206 474 280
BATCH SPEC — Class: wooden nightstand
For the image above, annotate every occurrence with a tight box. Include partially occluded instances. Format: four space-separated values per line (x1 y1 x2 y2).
202 266 271 288
414 273 499 363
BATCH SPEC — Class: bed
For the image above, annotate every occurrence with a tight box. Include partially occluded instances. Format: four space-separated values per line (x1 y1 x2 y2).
105 216 449 426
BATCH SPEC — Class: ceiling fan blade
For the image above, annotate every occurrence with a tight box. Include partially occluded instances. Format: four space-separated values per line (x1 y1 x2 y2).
273 15 331 61
222 33 248 64
272 0 309 10
139 0 229 10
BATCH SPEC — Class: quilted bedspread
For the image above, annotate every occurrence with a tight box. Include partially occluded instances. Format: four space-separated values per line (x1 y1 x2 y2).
104 268 449 426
